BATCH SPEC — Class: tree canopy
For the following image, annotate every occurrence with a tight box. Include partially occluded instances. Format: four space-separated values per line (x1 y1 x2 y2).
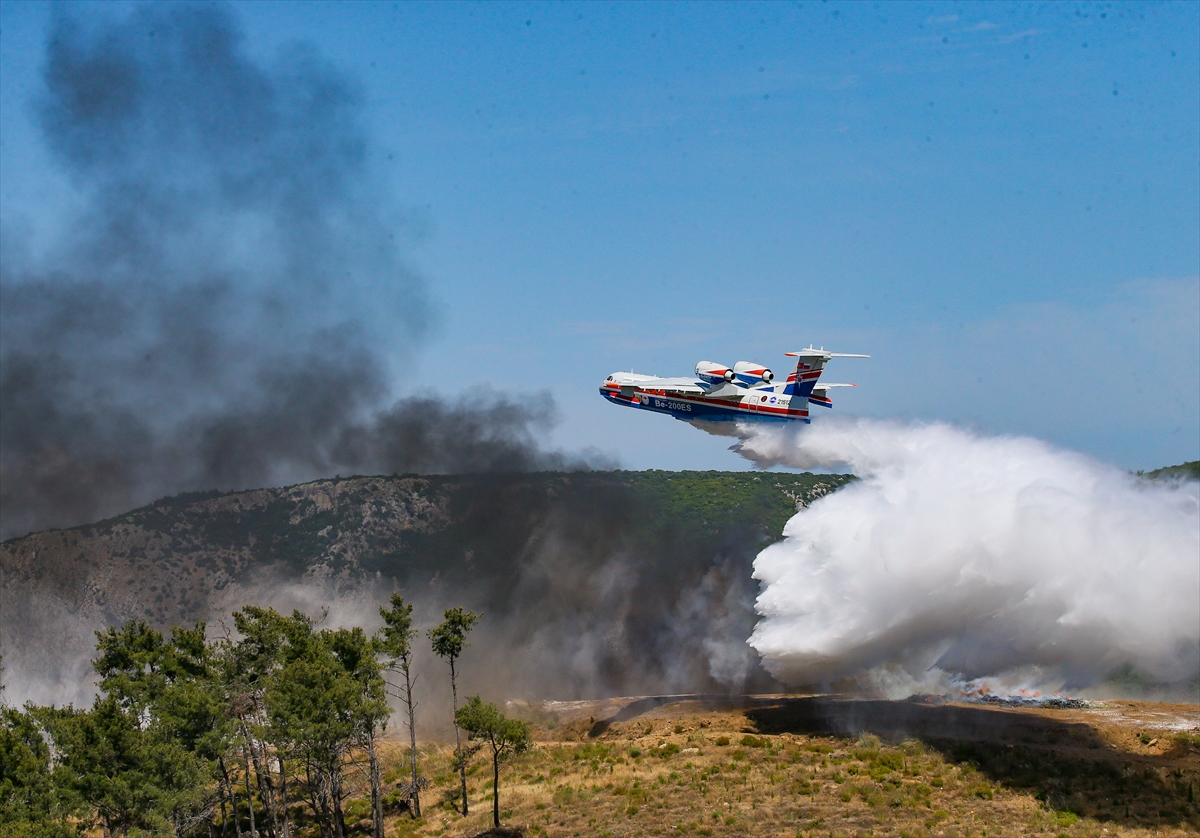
455 695 531 829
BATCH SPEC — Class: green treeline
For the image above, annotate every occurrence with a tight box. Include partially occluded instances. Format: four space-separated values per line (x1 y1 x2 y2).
0 597 528 838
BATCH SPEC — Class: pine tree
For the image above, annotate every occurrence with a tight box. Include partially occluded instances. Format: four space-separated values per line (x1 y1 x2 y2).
429 607 479 817
0 703 76 838
328 627 389 838
377 593 426 819
454 696 531 830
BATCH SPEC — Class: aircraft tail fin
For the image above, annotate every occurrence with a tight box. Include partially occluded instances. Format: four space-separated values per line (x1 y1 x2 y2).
782 348 869 399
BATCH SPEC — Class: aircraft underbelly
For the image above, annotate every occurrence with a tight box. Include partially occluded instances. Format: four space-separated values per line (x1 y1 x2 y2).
599 389 808 423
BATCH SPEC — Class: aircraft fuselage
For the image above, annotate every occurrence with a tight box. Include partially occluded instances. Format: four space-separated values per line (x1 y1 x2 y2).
599 377 809 423
599 350 868 425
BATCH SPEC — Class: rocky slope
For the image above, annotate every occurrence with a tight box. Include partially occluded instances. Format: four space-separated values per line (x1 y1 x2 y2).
1 471 850 704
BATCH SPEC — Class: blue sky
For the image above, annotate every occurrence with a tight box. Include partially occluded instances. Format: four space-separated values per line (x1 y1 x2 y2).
2 0 1197 472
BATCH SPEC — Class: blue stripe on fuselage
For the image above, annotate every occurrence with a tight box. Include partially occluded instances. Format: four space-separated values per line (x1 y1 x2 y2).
599 389 808 423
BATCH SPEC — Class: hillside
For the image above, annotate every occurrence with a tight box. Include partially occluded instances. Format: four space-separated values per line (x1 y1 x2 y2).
389 695 1199 838
1145 460 1200 481
1 470 851 704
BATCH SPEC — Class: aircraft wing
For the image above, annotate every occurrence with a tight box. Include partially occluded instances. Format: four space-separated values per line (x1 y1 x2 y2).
812 383 856 390
621 377 706 394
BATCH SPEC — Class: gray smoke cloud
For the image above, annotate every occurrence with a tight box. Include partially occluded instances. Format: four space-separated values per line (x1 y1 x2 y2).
0 5 582 540
2 474 779 710
0 5 757 714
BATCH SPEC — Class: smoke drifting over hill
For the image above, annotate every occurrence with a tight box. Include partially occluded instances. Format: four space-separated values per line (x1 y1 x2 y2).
735 419 1200 695
0 5 580 540
1 472 841 709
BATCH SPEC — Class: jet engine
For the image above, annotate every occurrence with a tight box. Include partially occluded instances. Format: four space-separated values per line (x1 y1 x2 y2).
732 361 774 386
695 361 735 384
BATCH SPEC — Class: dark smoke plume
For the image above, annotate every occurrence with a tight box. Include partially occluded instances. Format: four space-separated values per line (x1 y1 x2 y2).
0 5 577 539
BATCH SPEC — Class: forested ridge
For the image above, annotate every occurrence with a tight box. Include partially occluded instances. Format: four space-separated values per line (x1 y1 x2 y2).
2 471 850 629
1143 460 1200 482
2 471 852 709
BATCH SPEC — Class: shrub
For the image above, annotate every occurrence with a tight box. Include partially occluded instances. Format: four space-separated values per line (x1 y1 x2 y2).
1054 811 1079 828
574 742 614 762
876 750 905 771
857 733 882 750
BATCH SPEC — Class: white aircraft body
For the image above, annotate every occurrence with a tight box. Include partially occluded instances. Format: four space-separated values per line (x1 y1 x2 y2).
599 348 868 425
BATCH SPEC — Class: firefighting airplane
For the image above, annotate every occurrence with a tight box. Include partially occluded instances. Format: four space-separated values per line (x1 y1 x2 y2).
599 348 868 424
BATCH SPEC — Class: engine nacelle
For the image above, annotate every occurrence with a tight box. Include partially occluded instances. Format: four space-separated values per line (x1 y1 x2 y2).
695 361 735 384
732 361 774 386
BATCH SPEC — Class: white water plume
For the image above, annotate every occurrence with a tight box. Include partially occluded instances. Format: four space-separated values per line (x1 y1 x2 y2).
734 418 1199 695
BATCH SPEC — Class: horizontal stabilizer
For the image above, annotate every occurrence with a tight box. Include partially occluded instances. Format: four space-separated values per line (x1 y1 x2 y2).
810 382 856 408
785 349 871 359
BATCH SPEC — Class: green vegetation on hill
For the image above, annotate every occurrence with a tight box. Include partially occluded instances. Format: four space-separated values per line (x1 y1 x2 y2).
1143 460 1200 481
616 470 849 539
3 470 852 613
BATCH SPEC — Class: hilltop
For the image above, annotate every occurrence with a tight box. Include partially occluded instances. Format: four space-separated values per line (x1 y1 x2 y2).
1145 460 1200 482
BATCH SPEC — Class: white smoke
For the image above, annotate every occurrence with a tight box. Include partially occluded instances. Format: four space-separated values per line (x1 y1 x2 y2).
734 418 1199 696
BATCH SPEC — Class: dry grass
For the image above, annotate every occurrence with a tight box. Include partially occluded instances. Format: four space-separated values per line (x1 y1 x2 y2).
350 696 1200 838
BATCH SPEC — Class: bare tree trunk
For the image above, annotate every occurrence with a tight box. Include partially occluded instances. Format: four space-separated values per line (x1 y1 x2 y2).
219 777 230 838
492 746 501 828
368 729 384 838
101 815 112 838
278 756 291 838
449 656 467 816
242 748 257 838
306 762 330 838
218 779 229 838
219 757 243 838
241 722 277 838
331 767 346 838
403 663 421 818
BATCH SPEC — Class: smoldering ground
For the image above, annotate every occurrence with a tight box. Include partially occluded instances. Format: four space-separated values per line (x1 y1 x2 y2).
0 4 591 541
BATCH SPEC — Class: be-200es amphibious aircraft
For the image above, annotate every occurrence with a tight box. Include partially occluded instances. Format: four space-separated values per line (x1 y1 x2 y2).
600 348 868 425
